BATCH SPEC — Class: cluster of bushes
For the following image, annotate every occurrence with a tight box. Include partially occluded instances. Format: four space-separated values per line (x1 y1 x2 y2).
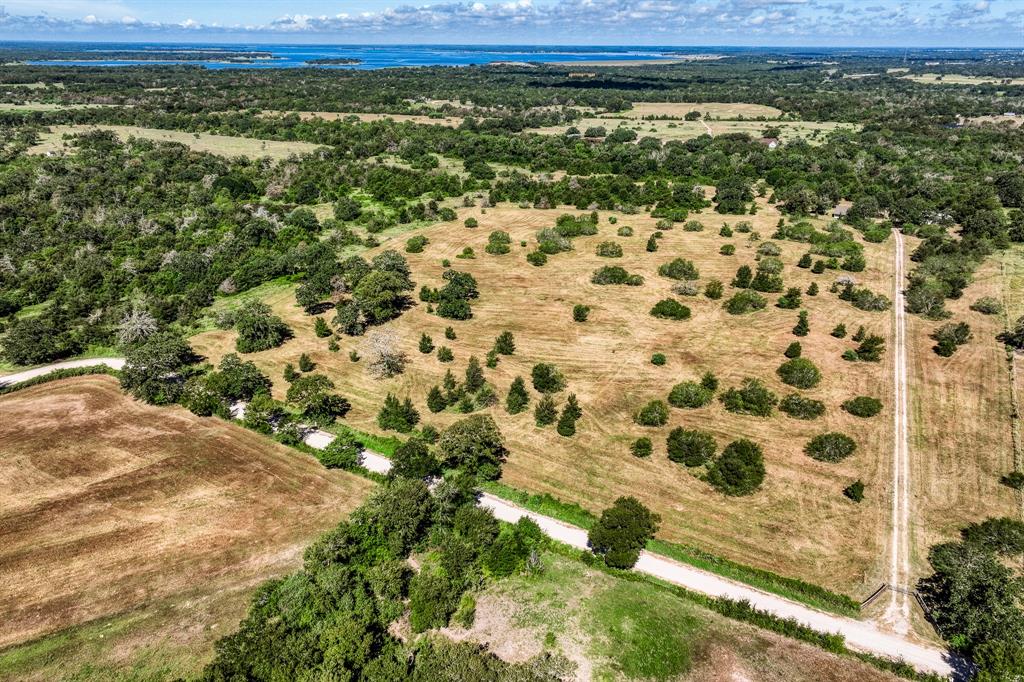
233 301 292 353
668 372 718 409
842 396 882 417
719 379 778 417
591 266 644 286
779 394 826 420
535 393 583 436
842 330 885 362
485 230 511 255
724 290 768 315
650 298 691 320
931 321 971 357
328 251 417 335
658 258 700 281
835 281 891 312
420 269 479 320
427 358 495 414
595 241 623 257
405 234 429 253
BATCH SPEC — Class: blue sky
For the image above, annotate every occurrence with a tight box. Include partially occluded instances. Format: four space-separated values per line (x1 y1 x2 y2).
0 0 1020 46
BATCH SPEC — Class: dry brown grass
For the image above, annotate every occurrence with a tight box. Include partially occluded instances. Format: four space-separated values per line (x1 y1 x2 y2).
0 376 372 676
903 73 1024 86
29 124 323 160
606 101 784 119
191 200 897 595
527 118 857 145
260 110 463 127
904 247 1019 582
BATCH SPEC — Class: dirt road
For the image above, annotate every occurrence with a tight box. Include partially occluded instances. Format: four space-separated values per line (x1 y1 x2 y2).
883 228 912 633
0 358 960 678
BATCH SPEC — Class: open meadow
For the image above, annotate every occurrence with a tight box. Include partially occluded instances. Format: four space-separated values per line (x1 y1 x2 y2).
191 198 897 596
527 118 858 144
29 124 323 161
0 375 373 680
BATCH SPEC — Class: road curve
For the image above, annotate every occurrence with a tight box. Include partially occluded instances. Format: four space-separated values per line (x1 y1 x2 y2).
0 357 960 678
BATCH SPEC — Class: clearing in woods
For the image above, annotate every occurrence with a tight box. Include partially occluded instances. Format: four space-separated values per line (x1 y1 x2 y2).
527 118 858 144
902 73 1024 86
603 101 784 119
191 198 898 596
259 110 463 126
0 375 373 681
29 124 323 161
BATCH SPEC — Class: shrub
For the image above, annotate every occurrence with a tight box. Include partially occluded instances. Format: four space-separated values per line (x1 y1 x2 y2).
531 363 565 393
668 381 713 409
720 379 778 417
776 287 802 309
405 235 429 253
573 304 591 322
298 353 315 372
970 297 1002 315
732 265 752 288
793 310 810 336
419 333 434 353
493 331 515 355
658 258 700 281
651 353 667 366
757 242 781 257
932 322 971 356
798 253 813 268
445 326 457 340
1002 471 1024 490
784 342 802 359
777 357 822 389
485 231 512 255
235 301 291 353
720 225 734 237
843 480 865 502
806 282 819 296
617 226 634 236
720 244 736 255
588 497 661 569
456 247 475 260
805 433 857 462
505 377 529 414
842 396 883 417
527 251 547 266
595 241 623 257
634 399 669 426
314 317 331 338
837 283 891 312
646 235 659 252
704 280 724 299
592 266 643 285
672 282 699 296
667 428 717 467
427 385 447 413
831 323 847 339
631 437 653 458
811 260 826 274
683 220 704 232
464 217 478 228
707 439 765 496
779 394 826 420
556 405 578 437
650 299 691 320
437 346 454 362
724 290 767 315
750 271 784 293
854 334 885 361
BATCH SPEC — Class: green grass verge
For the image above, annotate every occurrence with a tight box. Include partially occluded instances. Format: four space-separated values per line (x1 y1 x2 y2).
0 365 119 396
480 480 860 618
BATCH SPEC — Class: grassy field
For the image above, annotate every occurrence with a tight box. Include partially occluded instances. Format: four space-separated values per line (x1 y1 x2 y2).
190 199 897 596
260 110 463 127
903 73 1024 86
898 242 1021 634
605 101 784 119
527 118 857 144
0 103 99 112
0 376 373 681
443 551 903 681
29 125 323 161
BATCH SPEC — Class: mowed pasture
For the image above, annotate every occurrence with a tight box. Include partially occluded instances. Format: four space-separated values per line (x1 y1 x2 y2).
29 124 323 161
191 199 896 595
605 101 784 119
903 73 1024 86
527 118 858 145
260 110 463 127
0 376 372 680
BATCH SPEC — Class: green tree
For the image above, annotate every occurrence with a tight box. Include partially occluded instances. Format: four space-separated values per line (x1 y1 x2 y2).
464 356 484 393
666 428 717 467
436 414 507 480
419 333 434 353
493 331 516 355
377 393 420 433
707 439 766 496
588 497 661 569
390 438 441 480
235 301 291 353
120 332 196 404
531 363 565 393
534 394 558 426
427 385 448 413
505 377 529 414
